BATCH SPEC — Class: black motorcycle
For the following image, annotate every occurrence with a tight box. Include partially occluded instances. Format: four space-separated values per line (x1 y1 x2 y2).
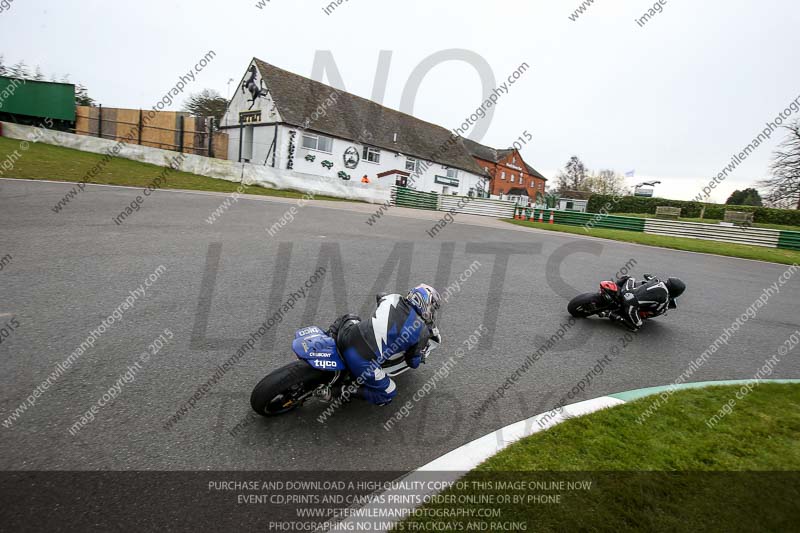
567 277 677 320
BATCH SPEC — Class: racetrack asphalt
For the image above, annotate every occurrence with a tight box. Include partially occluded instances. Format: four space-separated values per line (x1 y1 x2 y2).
1 178 798 471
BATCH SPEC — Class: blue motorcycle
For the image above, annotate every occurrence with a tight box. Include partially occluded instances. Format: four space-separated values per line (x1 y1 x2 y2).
250 326 438 416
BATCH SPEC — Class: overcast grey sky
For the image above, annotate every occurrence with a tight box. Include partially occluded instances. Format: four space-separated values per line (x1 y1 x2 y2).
2 0 799 202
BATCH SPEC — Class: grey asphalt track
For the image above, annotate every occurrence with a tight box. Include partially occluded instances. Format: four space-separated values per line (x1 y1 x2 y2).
0 178 798 471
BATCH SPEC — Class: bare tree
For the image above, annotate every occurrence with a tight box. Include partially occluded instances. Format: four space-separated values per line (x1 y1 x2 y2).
759 120 800 209
556 156 589 194
587 169 627 196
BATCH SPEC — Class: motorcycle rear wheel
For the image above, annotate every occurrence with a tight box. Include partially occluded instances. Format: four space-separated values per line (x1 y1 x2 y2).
250 361 333 417
568 292 609 318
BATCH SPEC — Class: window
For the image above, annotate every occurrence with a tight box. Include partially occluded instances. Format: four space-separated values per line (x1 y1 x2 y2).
363 146 381 164
446 168 458 180
405 157 420 173
500 171 506 180
301 133 333 153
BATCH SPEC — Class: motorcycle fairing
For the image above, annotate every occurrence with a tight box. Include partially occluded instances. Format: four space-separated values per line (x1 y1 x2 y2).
292 328 347 371
295 326 325 338
600 281 618 292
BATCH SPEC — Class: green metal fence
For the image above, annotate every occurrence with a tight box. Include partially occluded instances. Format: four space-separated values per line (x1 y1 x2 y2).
778 231 800 251
392 187 439 210
520 208 646 232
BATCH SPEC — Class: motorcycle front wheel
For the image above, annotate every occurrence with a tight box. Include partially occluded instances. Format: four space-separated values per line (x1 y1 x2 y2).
567 292 610 318
250 361 333 417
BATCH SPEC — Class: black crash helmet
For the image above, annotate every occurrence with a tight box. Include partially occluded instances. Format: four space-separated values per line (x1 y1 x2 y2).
665 277 686 298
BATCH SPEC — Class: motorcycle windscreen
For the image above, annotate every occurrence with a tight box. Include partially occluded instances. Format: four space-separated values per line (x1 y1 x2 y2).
292 332 347 371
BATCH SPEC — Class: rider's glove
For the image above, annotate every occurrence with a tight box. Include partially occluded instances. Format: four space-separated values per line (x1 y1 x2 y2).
430 327 442 345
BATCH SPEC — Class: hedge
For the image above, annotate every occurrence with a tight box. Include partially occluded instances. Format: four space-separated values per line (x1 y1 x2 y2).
586 195 800 226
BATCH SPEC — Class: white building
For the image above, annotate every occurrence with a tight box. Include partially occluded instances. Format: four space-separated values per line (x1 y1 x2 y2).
220 58 489 197
557 198 589 212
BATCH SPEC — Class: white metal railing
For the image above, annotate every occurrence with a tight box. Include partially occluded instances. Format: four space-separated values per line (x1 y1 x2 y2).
643 218 780 248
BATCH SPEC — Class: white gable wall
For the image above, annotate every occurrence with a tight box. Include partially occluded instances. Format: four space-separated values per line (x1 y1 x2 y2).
220 60 487 195
221 59 281 128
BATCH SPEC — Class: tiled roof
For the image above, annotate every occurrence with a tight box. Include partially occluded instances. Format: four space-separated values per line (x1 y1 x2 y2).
462 137 547 181
254 58 485 176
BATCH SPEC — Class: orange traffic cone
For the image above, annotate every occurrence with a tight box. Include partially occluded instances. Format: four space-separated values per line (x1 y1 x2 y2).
548 211 555 224
538 211 544 223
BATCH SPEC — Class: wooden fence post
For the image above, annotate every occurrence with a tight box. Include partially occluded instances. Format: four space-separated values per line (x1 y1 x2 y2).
208 117 215 159
177 115 184 153
137 109 143 145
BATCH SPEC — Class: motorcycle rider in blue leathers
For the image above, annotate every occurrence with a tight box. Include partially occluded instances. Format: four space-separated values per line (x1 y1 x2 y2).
318 284 442 405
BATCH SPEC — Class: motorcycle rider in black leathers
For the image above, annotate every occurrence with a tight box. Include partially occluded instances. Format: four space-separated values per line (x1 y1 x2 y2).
609 275 686 331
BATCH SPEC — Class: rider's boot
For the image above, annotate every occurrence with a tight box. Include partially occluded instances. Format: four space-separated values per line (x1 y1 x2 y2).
608 311 639 332
314 384 350 403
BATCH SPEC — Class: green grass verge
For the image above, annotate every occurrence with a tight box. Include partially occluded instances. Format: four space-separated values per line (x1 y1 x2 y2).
613 212 800 232
397 384 800 531
0 136 353 202
506 218 800 265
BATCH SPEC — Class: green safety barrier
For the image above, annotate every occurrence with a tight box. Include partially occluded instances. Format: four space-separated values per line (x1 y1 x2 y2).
393 187 439 211
778 230 800 251
525 209 646 232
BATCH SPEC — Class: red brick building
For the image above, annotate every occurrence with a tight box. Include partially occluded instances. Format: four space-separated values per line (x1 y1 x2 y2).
462 138 547 203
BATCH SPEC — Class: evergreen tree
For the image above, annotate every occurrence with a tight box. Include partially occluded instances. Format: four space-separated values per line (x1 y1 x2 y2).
182 89 228 122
